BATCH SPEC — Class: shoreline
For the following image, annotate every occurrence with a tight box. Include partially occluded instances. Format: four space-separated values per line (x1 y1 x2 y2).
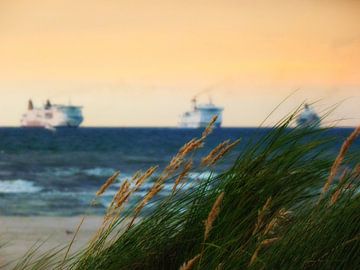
0 216 104 268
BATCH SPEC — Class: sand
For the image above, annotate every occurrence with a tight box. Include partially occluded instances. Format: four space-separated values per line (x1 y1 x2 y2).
0 216 104 268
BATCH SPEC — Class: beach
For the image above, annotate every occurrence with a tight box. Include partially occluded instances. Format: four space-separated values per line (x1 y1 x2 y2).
0 216 103 268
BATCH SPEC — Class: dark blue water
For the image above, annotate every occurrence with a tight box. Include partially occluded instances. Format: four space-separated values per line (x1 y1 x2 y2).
0 127 357 216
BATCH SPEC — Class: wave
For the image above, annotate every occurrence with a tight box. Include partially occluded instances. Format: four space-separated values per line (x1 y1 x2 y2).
51 167 82 177
50 167 118 178
48 167 216 182
0 179 42 193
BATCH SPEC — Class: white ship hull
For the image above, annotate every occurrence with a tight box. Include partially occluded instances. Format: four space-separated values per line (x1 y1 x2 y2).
179 98 223 128
179 110 223 128
296 104 321 128
21 101 83 128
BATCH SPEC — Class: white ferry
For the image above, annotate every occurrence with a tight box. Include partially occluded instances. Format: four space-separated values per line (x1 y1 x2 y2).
179 97 223 128
21 100 84 128
296 104 321 127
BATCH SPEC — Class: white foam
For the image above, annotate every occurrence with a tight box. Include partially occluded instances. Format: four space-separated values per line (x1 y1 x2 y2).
83 167 116 177
0 179 42 193
188 171 217 180
51 167 81 177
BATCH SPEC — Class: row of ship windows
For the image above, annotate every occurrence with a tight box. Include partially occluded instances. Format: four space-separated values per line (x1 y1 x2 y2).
35 113 53 119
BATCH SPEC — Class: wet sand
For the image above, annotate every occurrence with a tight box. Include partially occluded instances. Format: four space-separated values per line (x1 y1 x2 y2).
0 216 103 268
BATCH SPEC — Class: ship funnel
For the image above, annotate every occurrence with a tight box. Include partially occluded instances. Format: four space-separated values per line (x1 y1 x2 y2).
28 99 34 110
45 99 52 109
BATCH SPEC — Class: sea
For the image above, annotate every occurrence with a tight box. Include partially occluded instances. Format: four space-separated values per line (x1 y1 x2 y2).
0 127 358 216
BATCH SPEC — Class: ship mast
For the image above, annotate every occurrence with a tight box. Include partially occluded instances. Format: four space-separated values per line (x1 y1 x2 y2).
192 82 219 108
191 97 197 110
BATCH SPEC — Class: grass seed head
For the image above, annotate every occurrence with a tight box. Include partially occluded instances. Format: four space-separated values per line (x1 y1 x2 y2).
204 192 225 241
173 160 193 192
330 168 349 206
130 170 143 183
135 166 158 189
253 196 272 235
135 182 164 215
201 115 218 138
114 180 131 209
179 254 201 270
209 139 241 165
96 171 120 196
249 237 279 266
321 126 360 198
201 140 230 166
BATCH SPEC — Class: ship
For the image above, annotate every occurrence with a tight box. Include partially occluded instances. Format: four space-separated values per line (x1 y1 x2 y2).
296 104 321 127
179 97 223 128
21 99 84 128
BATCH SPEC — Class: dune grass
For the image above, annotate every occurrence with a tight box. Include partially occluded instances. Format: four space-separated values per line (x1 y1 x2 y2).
3 112 360 270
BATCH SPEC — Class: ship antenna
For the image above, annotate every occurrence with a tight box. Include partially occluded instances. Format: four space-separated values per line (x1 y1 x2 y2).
191 96 197 110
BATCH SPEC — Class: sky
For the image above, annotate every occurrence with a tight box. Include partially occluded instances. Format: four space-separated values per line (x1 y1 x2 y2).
0 0 359 127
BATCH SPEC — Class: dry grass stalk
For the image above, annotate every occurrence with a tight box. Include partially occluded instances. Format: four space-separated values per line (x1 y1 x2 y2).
208 139 241 166
249 237 279 266
260 237 279 247
113 180 131 209
201 140 230 166
61 216 86 269
263 208 291 236
112 166 158 211
92 179 134 244
204 192 225 241
178 116 218 159
215 263 224 270
127 182 164 230
179 254 201 270
352 164 360 178
321 126 360 199
178 139 204 158
158 139 203 185
130 170 143 183
253 197 272 235
178 139 197 155
91 210 117 244
173 160 193 192
167 156 184 172
135 166 158 189
330 168 349 206
96 171 120 196
201 115 218 138
263 217 278 236
135 182 163 214
158 117 218 185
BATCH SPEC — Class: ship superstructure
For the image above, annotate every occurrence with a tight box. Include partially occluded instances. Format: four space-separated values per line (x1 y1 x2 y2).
21 100 83 128
296 104 321 127
179 97 223 128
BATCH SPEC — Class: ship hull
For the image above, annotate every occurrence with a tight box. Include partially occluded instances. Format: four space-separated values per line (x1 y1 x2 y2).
21 104 83 128
21 122 82 128
179 106 223 128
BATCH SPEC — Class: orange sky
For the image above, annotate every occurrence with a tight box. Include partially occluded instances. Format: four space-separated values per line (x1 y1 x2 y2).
0 0 359 126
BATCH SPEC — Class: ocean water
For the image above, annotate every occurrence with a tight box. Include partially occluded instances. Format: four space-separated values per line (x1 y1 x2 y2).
0 127 358 216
